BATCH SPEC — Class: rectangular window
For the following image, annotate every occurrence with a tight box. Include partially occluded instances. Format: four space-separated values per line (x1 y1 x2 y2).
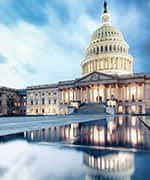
23 96 26 100
49 100 51 105
42 109 45 114
31 100 33 105
109 45 112 51
42 98 45 105
36 100 38 105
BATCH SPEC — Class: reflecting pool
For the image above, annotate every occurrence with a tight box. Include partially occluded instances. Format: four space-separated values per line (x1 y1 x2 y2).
0 116 150 180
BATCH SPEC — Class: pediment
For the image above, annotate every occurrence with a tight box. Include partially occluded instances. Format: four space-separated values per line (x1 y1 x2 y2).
77 72 114 83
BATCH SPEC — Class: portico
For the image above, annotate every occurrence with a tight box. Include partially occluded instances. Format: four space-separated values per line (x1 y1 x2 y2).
56 71 146 114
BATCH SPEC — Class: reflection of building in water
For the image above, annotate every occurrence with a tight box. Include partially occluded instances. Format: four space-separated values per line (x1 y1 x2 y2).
83 150 134 180
25 123 79 143
77 116 150 150
25 116 150 150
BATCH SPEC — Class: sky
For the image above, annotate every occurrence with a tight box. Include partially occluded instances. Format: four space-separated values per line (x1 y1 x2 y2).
0 0 150 88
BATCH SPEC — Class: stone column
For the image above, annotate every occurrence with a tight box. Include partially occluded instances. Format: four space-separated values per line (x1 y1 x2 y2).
88 63 90 73
88 87 90 103
142 104 146 114
59 90 61 104
121 85 123 101
75 88 78 101
2 93 7 115
94 60 96 71
109 85 112 99
86 87 89 103
104 85 107 101
62 90 65 104
90 86 92 103
97 85 100 96
65 90 67 104
92 86 94 103
68 89 70 104
142 83 145 101
62 90 64 104
58 90 61 105
71 88 73 102
96 85 98 103
74 88 76 101
115 84 119 100
129 84 131 101
76 89 78 101
136 84 138 101
72 88 74 101
123 85 126 101
65 89 67 104
102 85 105 102
80 88 83 103
99 85 101 100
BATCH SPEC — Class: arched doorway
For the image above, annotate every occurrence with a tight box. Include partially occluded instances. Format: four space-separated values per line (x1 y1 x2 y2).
96 96 102 103
139 105 143 114
125 106 128 114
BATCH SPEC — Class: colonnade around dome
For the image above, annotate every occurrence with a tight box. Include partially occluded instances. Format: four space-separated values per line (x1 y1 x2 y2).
82 56 132 75
85 44 128 57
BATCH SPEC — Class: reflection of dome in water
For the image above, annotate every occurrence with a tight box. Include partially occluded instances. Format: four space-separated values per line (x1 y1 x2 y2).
81 0 133 76
83 151 135 180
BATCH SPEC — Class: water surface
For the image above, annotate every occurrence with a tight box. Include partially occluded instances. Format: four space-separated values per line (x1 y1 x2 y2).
0 116 150 180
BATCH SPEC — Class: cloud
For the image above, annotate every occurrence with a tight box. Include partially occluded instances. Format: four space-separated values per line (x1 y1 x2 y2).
0 0 98 88
0 54 7 64
11 61 37 78
110 0 150 73
0 141 83 180
0 0 149 88
0 0 48 26
20 62 37 74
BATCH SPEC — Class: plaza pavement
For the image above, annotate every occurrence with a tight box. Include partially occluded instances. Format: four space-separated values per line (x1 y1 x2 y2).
0 114 112 136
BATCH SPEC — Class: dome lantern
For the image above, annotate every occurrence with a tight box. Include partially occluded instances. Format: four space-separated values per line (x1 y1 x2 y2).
101 0 111 26
104 0 108 13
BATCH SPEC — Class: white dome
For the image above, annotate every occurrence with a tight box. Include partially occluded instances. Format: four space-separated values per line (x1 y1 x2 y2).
81 2 133 76
91 25 125 42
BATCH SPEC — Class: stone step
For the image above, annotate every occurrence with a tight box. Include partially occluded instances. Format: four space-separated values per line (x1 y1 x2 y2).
74 103 106 114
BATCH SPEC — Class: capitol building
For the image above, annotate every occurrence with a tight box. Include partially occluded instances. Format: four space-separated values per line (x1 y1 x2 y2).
0 1 150 116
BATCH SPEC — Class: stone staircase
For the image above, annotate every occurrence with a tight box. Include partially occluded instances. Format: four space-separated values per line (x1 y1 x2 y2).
74 103 106 115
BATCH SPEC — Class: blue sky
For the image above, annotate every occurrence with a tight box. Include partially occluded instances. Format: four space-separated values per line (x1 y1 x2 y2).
0 0 149 88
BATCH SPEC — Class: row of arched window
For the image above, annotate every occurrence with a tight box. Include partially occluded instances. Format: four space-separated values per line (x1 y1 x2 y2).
92 37 121 44
30 98 57 106
97 31 120 38
86 45 127 57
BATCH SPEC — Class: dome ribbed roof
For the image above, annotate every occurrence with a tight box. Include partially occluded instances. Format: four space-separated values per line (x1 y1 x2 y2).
91 25 125 42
